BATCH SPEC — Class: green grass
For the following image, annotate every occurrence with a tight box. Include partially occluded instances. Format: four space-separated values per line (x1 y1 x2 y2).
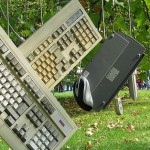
0 90 150 150
56 90 150 150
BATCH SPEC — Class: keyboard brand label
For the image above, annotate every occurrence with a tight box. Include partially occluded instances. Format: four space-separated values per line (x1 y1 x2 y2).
106 67 120 82
53 114 70 134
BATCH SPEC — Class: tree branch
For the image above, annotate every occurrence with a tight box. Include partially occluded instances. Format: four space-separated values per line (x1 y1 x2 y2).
142 0 150 21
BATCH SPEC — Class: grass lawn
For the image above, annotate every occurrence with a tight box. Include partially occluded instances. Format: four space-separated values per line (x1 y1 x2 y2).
0 90 150 150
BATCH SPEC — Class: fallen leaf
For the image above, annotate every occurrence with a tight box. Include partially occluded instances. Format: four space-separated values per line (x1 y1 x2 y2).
76 120 83 126
85 130 94 136
124 138 140 143
86 127 94 132
91 123 98 128
124 138 130 143
87 141 92 148
99 136 107 139
127 123 135 132
107 123 116 129
132 111 139 116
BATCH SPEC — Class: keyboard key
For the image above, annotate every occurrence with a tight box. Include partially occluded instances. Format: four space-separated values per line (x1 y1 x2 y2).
23 94 33 106
0 77 6 84
20 133 27 142
34 120 42 128
0 64 5 72
0 39 3 47
5 105 19 120
31 116 38 125
39 115 46 122
5 93 11 99
2 100 8 107
26 111 34 119
3 69 9 77
0 45 8 53
27 140 38 150
13 124 21 134
0 95 4 102
7 74 14 82
24 75 32 84
0 104 5 114
16 103 28 115
9 98 15 104
47 139 57 149
13 103 19 109
14 63 22 71
16 97 22 104
18 68 26 76
10 58 18 66
35 90 43 98
1 88 7 94
27 53 35 62
12 80 18 87
32 106 38 113
5 116 15 127
22 124 29 132
8 87 15 94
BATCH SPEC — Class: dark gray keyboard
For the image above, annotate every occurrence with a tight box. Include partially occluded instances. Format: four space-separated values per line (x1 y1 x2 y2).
0 26 77 150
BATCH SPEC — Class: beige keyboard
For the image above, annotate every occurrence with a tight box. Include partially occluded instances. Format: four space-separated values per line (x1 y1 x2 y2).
19 0 102 90
0 26 77 150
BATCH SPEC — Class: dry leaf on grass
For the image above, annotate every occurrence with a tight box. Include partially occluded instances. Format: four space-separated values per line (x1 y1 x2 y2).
127 123 135 132
86 128 94 136
87 141 92 148
86 130 94 136
132 111 139 116
107 123 116 129
90 123 98 128
124 138 140 142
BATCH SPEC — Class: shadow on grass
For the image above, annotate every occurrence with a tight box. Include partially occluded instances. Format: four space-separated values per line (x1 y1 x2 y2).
57 96 150 118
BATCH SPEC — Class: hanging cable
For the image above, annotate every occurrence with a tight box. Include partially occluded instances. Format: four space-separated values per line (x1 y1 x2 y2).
112 0 115 33
127 0 132 36
0 5 25 42
127 0 137 100
40 0 43 25
102 0 106 39
6 0 9 35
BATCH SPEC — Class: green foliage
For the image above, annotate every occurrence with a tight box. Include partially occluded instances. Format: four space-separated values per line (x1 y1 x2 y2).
0 0 149 80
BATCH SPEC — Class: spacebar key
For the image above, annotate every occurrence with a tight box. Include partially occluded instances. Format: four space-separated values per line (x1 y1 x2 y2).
27 140 38 150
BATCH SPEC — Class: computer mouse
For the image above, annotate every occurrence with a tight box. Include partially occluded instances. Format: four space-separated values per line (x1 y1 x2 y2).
73 76 93 111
